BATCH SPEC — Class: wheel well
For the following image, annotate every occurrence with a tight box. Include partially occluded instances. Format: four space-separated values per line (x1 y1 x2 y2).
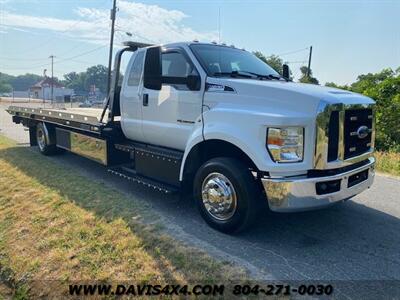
26 121 57 147
182 139 259 182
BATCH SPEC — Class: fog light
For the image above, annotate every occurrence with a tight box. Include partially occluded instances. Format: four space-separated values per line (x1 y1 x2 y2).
316 179 341 195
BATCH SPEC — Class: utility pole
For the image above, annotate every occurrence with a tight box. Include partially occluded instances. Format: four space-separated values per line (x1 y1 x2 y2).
107 0 117 95
49 55 55 104
306 46 312 77
43 69 47 106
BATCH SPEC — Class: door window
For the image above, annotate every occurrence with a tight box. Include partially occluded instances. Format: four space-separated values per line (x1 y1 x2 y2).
162 52 197 78
127 51 145 86
161 51 199 90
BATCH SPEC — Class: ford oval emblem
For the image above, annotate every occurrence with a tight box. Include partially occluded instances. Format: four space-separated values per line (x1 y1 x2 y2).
357 125 369 139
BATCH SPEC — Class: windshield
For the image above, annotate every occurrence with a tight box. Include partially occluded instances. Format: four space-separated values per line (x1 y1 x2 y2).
190 44 279 78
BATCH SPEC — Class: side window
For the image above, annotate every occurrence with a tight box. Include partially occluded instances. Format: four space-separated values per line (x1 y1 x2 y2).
127 51 145 86
162 52 197 78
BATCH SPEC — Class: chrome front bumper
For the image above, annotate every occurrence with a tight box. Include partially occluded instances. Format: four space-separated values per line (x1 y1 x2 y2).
261 157 375 212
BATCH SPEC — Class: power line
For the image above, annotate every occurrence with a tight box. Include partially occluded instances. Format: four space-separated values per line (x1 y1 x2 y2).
286 60 308 64
66 58 105 65
0 61 51 70
55 21 109 58
0 57 49 61
53 45 108 64
5 0 111 56
114 24 157 44
0 24 106 62
277 47 309 57
1 44 107 70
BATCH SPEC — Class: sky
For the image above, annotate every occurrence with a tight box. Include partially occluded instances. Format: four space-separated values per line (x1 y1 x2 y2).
0 0 399 85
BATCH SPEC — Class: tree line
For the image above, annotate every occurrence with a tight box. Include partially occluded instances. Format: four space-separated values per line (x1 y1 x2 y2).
0 65 109 94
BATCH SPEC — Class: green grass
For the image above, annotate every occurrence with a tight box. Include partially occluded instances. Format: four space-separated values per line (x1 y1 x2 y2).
375 151 400 177
0 135 246 298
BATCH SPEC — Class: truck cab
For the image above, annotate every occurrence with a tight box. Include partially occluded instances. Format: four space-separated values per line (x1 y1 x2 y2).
8 41 376 233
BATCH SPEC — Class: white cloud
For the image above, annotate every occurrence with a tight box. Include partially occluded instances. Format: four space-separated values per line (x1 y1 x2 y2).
1 1 217 45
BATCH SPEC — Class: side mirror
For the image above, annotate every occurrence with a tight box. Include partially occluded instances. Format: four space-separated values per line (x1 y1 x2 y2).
186 74 201 91
282 64 290 81
144 47 162 90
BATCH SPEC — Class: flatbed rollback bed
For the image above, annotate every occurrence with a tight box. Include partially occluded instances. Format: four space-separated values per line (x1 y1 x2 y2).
7 41 182 194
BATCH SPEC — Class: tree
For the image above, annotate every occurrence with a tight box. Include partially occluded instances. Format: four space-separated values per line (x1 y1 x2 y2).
324 67 400 152
63 71 86 93
0 72 14 93
64 71 79 84
12 74 43 91
0 82 12 93
253 51 285 75
84 65 108 93
299 66 319 85
325 82 350 90
350 68 394 94
0 73 43 91
353 69 400 151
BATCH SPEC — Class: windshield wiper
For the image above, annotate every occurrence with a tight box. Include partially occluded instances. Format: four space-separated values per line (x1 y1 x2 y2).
212 71 255 78
213 70 285 81
240 71 285 81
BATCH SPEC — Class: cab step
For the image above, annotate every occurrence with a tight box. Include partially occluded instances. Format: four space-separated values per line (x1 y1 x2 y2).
115 141 183 161
107 166 179 194
114 141 183 186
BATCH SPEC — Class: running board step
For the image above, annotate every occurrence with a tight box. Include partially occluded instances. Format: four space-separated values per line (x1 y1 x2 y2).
114 141 182 186
115 142 183 161
107 167 179 194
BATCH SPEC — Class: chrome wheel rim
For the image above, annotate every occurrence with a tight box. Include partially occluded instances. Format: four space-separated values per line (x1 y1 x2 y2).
37 128 46 151
201 172 237 221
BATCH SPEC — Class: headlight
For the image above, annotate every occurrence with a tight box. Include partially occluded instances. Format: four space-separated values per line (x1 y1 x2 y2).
267 127 304 162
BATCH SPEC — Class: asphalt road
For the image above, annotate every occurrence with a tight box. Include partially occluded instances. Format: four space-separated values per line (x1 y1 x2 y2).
1 102 400 297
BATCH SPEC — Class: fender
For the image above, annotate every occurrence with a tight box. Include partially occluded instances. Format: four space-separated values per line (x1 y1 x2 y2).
179 121 205 181
180 105 316 180
41 122 56 145
179 119 263 181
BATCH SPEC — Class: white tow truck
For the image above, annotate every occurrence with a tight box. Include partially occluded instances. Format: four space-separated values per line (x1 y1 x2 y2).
7 41 376 233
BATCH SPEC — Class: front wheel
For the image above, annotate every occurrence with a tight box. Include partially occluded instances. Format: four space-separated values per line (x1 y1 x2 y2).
194 157 261 233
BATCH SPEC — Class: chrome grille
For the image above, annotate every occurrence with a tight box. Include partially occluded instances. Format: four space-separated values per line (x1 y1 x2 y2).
314 102 375 169
343 109 373 159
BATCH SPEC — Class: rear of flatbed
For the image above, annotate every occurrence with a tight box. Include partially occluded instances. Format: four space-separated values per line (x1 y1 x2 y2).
7 106 106 135
6 105 126 165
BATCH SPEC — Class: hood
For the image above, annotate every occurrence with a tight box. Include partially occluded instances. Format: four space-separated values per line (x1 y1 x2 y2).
205 77 374 116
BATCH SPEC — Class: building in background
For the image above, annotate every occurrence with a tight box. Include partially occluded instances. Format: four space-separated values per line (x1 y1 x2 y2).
30 77 73 100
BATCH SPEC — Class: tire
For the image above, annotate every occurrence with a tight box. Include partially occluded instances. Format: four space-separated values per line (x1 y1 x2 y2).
36 123 58 156
193 157 261 233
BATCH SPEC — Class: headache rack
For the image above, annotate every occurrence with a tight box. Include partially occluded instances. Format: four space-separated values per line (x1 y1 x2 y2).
100 41 153 124
7 41 154 137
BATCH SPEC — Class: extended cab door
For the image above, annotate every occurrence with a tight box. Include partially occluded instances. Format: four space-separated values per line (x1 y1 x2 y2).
141 47 202 151
120 50 146 141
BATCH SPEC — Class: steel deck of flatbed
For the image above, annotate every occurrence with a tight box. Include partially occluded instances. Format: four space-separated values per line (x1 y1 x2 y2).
6 105 112 134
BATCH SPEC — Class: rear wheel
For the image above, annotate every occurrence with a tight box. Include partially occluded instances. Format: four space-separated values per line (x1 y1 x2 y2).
36 123 58 155
194 157 261 233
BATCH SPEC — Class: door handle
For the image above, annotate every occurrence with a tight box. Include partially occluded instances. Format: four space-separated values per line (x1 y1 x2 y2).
143 94 149 106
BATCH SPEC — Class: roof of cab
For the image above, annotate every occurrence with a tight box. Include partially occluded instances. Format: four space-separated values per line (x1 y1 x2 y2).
123 40 244 50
